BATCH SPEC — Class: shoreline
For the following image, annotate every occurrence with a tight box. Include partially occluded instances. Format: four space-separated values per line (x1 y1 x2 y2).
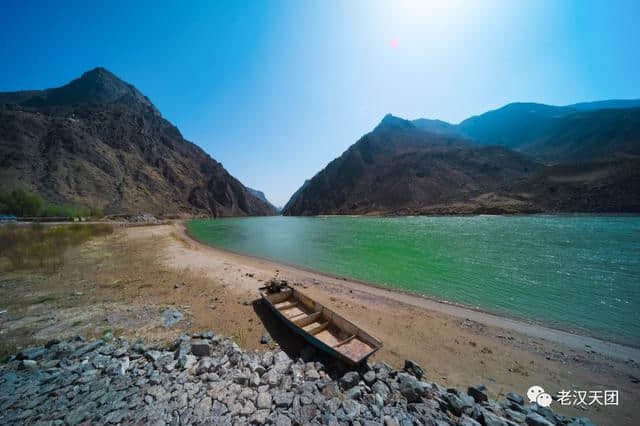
183 221 640 362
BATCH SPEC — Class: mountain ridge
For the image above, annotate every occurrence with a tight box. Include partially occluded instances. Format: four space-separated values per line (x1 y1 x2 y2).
0 68 276 217
283 102 640 215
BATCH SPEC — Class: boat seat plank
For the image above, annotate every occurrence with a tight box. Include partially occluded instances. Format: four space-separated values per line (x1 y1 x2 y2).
308 322 329 336
332 335 356 348
276 301 299 311
284 307 307 319
314 329 341 347
293 312 321 327
288 311 307 320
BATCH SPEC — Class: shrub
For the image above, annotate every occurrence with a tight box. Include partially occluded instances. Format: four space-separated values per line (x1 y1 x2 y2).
0 189 43 217
0 189 103 218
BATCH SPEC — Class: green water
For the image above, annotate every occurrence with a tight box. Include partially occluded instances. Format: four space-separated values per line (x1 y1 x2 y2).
187 215 640 346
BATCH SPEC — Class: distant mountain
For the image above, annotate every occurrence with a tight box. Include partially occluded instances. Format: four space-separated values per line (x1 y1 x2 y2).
456 102 572 149
568 99 640 111
283 105 640 215
0 67 276 216
454 100 640 164
247 188 279 212
520 107 640 163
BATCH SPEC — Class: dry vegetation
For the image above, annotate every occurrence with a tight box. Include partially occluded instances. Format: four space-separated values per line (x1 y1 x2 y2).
0 224 270 361
0 223 113 272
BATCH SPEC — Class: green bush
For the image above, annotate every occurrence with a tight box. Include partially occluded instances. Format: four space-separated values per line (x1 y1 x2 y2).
0 189 103 219
0 189 43 216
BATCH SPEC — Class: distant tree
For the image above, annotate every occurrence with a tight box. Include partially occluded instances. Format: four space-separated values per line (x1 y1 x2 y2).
0 189 43 217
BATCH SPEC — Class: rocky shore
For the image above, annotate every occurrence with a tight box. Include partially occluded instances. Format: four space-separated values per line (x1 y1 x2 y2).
0 331 597 426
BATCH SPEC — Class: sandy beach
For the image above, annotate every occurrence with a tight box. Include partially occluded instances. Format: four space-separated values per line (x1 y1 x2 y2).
168 222 640 425
2 222 638 425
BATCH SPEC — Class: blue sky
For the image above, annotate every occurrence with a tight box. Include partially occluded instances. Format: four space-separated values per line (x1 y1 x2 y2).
1 0 639 206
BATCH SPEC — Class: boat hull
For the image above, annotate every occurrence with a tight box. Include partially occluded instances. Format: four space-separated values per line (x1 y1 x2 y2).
261 288 381 366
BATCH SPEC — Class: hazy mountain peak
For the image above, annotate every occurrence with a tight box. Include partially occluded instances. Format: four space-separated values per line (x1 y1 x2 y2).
373 114 415 132
0 67 159 115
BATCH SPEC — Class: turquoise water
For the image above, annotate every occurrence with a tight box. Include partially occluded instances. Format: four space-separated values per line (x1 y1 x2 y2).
187 216 640 346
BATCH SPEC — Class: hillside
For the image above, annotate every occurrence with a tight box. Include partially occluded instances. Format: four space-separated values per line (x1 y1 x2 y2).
283 112 640 216
0 68 276 216
283 115 543 215
520 107 640 163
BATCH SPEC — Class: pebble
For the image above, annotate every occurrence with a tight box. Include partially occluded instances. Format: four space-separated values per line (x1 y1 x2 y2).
0 333 595 426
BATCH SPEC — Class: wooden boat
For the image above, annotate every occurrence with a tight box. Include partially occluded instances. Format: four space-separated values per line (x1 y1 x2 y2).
261 285 382 365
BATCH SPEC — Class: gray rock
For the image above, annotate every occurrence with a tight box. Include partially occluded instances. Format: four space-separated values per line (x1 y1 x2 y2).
17 347 47 360
256 392 272 409
363 370 376 385
0 331 595 426
526 413 555 426
567 417 596 426
260 333 272 344
275 414 292 426
196 357 212 375
193 396 212 419
533 405 559 424
384 416 400 426
273 390 294 407
467 385 489 403
504 408 526 423
403 359 424 379
372 380 391 401
305 367 320 380
162 308 183 328
145 350 163 362
261 351 274 367
397 372 428 403
20 359 38 370
273 351 291 373
190 340 211 357
342 399 361 419
443 392 471 416
240 400 256 416
250 409 270 424
346 385 362 400
506 391 524 405
459 415 482 426
322 381 342 398
45 338 61 348
482 409 510 426
72 340 103 358
340 371 360 389
177 354 197 370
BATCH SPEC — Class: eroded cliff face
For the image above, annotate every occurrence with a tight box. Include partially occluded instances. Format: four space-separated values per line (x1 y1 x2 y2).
0 67 276 216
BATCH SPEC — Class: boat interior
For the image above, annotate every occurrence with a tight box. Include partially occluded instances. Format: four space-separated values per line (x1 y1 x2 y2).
263 288 381 363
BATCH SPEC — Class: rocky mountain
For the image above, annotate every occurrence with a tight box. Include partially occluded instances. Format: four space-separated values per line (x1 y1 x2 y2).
569 99 640 111
247 188 279 212
283 107 640 216
282 115 544 215
519 107 640 163
413 100 640 164
0 68 276 216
